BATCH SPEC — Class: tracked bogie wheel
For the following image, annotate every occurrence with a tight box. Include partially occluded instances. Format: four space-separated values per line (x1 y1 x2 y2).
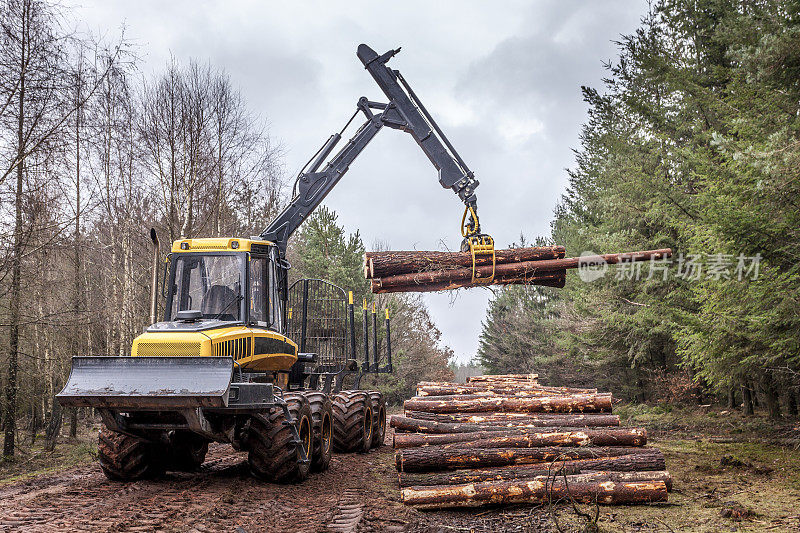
247 392 313 483
368 391 387 448
304 391 333 472
97 427 165 481
332 391 373 453
167 431 209 472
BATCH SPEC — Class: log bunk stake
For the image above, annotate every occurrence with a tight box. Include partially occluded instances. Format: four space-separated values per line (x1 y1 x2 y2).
392 373 670 509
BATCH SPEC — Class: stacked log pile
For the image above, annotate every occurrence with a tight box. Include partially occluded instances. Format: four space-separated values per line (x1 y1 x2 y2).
390 374 670 509
365 247 672 294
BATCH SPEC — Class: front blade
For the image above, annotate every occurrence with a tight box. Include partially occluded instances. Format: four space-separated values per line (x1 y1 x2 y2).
57 356 234 410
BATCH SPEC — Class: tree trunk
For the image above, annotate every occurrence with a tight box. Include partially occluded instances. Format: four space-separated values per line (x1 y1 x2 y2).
787 391 798 418
3 9 26 457
404 394 613 414
69 409 78 438
44 396 62 452
727 387 736 409
397 451 668 487
395 445 655 473
364 247 565 279
400 477 668 509
741 383 754 416
391 415 621 434
393 428 647 449
764 381 781 420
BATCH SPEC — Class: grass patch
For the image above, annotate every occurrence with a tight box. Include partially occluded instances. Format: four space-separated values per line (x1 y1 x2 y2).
0 427 98 485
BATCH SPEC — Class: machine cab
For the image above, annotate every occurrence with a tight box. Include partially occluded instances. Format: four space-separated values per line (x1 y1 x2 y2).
162 238 286 333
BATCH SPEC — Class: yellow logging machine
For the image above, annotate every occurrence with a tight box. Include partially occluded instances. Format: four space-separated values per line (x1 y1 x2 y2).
58 44 490 484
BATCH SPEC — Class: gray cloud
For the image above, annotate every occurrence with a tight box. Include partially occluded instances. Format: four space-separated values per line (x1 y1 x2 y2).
74 0 647 363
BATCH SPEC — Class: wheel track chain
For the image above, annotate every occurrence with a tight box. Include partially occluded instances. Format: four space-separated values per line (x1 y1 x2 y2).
326 488 363 532
332 391 373 453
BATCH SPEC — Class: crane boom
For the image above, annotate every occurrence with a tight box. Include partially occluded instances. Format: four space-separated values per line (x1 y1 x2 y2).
261 44 482 253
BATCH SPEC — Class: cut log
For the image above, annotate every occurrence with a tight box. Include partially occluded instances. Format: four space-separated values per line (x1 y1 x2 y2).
390 415 621 434
416 383 597 396
364 247 565 279
467 374 539 383
404 393 613 414
397 451 668 487
372 271 565 294
403 411 621 427
400 470 672 493
392 428 647 449
371 249 672 291
396 445 655 472
401 477 668 508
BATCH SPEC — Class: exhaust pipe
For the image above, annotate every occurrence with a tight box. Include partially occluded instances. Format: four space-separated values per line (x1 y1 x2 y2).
149 228 160 325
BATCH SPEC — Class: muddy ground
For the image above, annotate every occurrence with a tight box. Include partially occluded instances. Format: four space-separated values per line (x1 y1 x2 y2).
0 407 798 532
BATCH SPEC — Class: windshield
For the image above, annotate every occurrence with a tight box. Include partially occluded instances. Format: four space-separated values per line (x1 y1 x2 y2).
169 254 243 321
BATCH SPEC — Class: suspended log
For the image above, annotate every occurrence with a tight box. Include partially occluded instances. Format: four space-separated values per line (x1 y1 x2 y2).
372 271 566 294
392 428 647 449
404 393 613 414
396 445 654 472
401 477 668 509
390 415 621 434
364 247 565 279
397 452 668 487
370 249 672 292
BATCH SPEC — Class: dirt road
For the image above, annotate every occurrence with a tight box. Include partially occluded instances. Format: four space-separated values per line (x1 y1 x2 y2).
0 426 554 533
0 439 399 532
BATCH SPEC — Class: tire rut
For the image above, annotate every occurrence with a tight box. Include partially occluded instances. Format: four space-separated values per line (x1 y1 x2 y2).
326 488 363 532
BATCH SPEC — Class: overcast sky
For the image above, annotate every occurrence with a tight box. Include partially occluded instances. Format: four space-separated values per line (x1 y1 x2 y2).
75 0 648 364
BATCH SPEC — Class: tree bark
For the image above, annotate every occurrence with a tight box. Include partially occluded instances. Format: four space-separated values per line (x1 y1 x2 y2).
391 415 621 433
396 445 655 472
400 477 668 509
372 271 566 294
467 374 539 383
404 393 613 414
393 428 647 449
365 247 565 279
397 452 668 487
416 383 596 396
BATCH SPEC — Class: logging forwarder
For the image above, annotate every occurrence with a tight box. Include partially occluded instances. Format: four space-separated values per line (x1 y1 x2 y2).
56 44 493 483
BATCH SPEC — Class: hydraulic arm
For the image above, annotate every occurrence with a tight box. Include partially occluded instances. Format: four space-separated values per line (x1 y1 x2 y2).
261 44 485 254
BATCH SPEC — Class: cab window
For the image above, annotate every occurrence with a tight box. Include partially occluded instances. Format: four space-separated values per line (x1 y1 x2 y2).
249 256 268 324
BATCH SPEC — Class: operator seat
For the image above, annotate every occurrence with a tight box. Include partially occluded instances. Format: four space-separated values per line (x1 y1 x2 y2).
201 285 237 318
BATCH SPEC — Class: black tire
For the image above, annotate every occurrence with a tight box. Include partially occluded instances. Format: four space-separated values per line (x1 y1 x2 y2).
97 427 164 481
247 392 313 483
368 391 387 448
166 432 209 472
332 391 373 453
304 391 333 472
